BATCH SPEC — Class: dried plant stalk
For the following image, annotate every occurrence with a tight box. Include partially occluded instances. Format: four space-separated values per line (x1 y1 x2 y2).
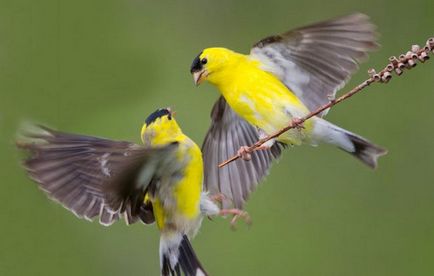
219 37 434 168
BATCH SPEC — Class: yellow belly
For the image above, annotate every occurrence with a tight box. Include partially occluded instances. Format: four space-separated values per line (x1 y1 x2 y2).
150 138 203 231
173 142 203 219
218 62 313 145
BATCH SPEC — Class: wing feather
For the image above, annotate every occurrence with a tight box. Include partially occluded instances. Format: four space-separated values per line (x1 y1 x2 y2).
250 13 378 115
202 97 284 209
18 125 177 226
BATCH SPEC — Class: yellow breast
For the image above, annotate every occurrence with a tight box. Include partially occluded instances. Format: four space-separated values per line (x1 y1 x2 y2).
210 55 313 145
173 139 203 219
141 118 203 230
146 142 203 230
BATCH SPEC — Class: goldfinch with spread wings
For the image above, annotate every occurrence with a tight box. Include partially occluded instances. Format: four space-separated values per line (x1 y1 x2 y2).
191 13 387 209
18 108 248 276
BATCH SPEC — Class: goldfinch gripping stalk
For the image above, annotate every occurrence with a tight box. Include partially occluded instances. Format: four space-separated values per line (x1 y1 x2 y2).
17 108 249 276
191 13 387 209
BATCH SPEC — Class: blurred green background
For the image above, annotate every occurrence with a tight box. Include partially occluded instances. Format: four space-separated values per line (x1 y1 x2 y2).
1 0 434 275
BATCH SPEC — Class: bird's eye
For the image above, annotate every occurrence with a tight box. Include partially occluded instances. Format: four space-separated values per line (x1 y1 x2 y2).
201 58 207 65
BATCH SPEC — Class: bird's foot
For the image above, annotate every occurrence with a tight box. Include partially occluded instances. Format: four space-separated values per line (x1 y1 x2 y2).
291 117 305 130
219 208 252 230
237 144 272 161
237 146 252 161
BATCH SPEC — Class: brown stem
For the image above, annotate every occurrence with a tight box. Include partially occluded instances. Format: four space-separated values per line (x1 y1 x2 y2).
218 36 434 168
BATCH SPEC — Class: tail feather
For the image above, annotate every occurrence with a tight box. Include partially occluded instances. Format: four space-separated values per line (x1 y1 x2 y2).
312 118 387 168
345 131 388 168
160 234 207 276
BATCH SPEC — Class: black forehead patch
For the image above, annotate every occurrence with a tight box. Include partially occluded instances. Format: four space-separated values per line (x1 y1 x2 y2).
190 51 203 73
145 108 171 125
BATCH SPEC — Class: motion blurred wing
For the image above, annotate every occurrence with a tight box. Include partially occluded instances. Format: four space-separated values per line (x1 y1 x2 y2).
18 125 178 226
202 97 284 209
250 13 378 115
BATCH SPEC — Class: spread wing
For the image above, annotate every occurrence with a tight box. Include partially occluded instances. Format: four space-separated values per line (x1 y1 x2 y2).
202 97 284 209
17 125 178 226
250 13 378 115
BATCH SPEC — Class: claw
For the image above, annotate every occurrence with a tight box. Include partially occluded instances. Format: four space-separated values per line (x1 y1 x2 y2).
219 208 252 230
237 146 252 161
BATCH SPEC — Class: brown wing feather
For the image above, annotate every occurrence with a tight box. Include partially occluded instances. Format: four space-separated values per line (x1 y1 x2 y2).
202 97 284 209
18 125 177 226
250 13 378 115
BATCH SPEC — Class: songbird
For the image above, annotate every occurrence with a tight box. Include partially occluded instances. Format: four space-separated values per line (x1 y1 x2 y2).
17 108 249 276
190 13 387 209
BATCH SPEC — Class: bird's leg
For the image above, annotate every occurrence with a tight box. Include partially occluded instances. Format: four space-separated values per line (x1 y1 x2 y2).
203 194 251 228
219 208 252 229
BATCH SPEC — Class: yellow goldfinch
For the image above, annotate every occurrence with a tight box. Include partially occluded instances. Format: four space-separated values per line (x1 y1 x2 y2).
18 108 248 276
191 13 387 209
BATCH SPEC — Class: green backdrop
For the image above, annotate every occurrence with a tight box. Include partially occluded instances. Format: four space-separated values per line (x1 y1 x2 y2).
1 0 434 275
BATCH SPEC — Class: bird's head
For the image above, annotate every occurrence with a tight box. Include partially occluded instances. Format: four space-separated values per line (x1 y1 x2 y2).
190 47 238 86
141 108 183 145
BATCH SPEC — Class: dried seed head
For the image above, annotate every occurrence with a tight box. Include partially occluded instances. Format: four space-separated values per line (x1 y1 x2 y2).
418 51 429 62
405 51 413 59
386 64 394 72
397 62 406 69
394 67 403 75
381 71 392 83
368 68 376 77
407 58 416 68
373 74 381 82
427 38 434 49
389 56 399 66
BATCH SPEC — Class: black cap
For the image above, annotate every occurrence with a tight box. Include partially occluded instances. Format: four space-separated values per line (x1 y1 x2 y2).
190 52 203 73
145 108 171 125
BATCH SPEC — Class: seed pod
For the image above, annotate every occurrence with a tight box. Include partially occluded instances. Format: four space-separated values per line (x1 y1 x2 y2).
405 51 417 68
368 68 376 77
394 67 403 75
373 74 381 82
426 38 434 50
386 64 394 71
389 56 399 67
418 51 429 62
381 71 392 83
405 51 414 59
407 58 416 67
397 62 405 69
410 52 418 60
